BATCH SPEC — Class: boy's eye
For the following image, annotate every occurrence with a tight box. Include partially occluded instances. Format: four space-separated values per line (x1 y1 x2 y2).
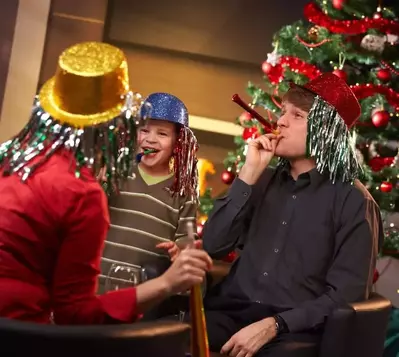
159 132 168 136
140 128 149 133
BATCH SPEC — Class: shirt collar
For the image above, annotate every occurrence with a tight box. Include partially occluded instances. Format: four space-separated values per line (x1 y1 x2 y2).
278 161 327 187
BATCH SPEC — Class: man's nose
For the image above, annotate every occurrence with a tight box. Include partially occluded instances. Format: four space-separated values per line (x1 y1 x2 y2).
277 114 287 127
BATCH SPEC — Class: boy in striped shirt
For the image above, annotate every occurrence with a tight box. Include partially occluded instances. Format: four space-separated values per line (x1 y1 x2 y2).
100 93 200 289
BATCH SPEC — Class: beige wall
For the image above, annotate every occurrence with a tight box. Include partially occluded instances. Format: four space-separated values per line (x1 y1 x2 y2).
0 0 51 142
0 0 19 116
39 0 109 86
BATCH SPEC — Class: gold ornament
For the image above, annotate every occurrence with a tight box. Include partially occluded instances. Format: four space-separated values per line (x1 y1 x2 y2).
308 26 319 41
197 158 215 196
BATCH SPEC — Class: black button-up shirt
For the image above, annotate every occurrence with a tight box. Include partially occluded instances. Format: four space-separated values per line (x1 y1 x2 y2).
203 164 383 332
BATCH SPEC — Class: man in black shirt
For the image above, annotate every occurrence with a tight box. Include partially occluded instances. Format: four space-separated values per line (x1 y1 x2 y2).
202 73 383 357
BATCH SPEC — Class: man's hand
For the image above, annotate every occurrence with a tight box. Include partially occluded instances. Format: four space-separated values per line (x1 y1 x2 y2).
220 317 277 357
239 133 281 185
156 240 203 262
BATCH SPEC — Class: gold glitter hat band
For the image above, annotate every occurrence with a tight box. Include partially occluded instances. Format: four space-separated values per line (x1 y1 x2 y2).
39 42 130 127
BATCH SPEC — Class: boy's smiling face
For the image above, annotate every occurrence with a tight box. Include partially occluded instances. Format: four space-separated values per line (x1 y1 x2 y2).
137 119 177 175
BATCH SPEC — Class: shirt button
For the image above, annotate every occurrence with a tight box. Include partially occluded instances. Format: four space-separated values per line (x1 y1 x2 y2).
292 195 296 199
274 248 279 253
243 192 248 197
263 272 268 276
282 221 287 225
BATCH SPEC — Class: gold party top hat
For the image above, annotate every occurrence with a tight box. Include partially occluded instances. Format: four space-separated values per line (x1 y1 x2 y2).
0 41 143 196
39 41 130 127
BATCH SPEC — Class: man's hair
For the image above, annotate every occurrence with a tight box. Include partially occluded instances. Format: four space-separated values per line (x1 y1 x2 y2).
282 86 316 113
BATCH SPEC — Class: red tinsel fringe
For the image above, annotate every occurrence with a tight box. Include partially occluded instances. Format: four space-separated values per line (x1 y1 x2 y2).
350 83 399 110
264 59 399 110
304 2 399 35
280 56 322 79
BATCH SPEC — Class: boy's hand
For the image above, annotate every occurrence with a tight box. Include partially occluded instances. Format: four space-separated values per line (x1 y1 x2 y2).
156 240 203 262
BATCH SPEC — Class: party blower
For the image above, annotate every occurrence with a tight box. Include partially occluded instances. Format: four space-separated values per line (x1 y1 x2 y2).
135 148 158 163
186 221 209 357
232 94 280 135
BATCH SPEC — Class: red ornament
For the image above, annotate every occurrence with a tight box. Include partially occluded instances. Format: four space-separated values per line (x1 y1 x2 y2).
221 170 235 185
242 126 259 140
197 223 204 238
372 110 390 127
261 61 273 75
376 68 391 82
380 181 393 193
332 68 347 81
373 269 379 284
239 112 252 125
222 251 238 263
332 0 345 10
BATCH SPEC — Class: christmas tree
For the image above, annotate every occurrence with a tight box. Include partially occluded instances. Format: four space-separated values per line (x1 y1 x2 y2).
198 0 399 260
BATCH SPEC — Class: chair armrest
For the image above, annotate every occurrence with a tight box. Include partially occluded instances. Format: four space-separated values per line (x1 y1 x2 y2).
350 293 392 312
319 293 392 357
0 318 191 357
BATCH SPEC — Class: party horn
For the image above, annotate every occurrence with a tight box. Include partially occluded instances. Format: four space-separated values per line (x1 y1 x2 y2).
232 94 279 135
186 222 209 357
136 148 158 163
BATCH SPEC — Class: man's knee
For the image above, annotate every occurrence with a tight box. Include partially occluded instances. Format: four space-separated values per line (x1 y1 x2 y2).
256 332 321 357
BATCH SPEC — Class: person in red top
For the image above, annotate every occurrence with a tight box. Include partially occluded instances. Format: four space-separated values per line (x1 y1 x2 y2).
0 41 212 325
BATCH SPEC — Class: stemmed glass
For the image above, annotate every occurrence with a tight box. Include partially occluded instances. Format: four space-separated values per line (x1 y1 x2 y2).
105 263 147 292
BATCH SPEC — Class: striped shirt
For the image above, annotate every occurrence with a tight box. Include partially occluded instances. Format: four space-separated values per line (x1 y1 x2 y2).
99 166 197 288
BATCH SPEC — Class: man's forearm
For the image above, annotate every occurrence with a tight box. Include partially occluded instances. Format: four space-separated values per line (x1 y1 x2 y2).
202 178 253 258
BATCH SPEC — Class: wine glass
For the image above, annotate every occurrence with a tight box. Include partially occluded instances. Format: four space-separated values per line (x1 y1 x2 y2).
105 263 147 292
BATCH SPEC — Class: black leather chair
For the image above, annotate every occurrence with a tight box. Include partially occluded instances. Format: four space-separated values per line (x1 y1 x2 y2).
319 292 392 357
0 318 191 357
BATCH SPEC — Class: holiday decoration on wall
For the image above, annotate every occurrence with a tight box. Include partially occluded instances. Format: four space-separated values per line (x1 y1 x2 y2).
196 158 216 236
197 158 216 196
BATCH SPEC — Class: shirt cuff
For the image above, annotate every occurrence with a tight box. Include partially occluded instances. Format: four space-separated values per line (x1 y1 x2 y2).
278 308 307 333
99 287 137 323
228 178 252 209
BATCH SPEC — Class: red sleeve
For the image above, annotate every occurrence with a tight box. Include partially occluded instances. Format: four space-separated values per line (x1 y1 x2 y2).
51 181 138 325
